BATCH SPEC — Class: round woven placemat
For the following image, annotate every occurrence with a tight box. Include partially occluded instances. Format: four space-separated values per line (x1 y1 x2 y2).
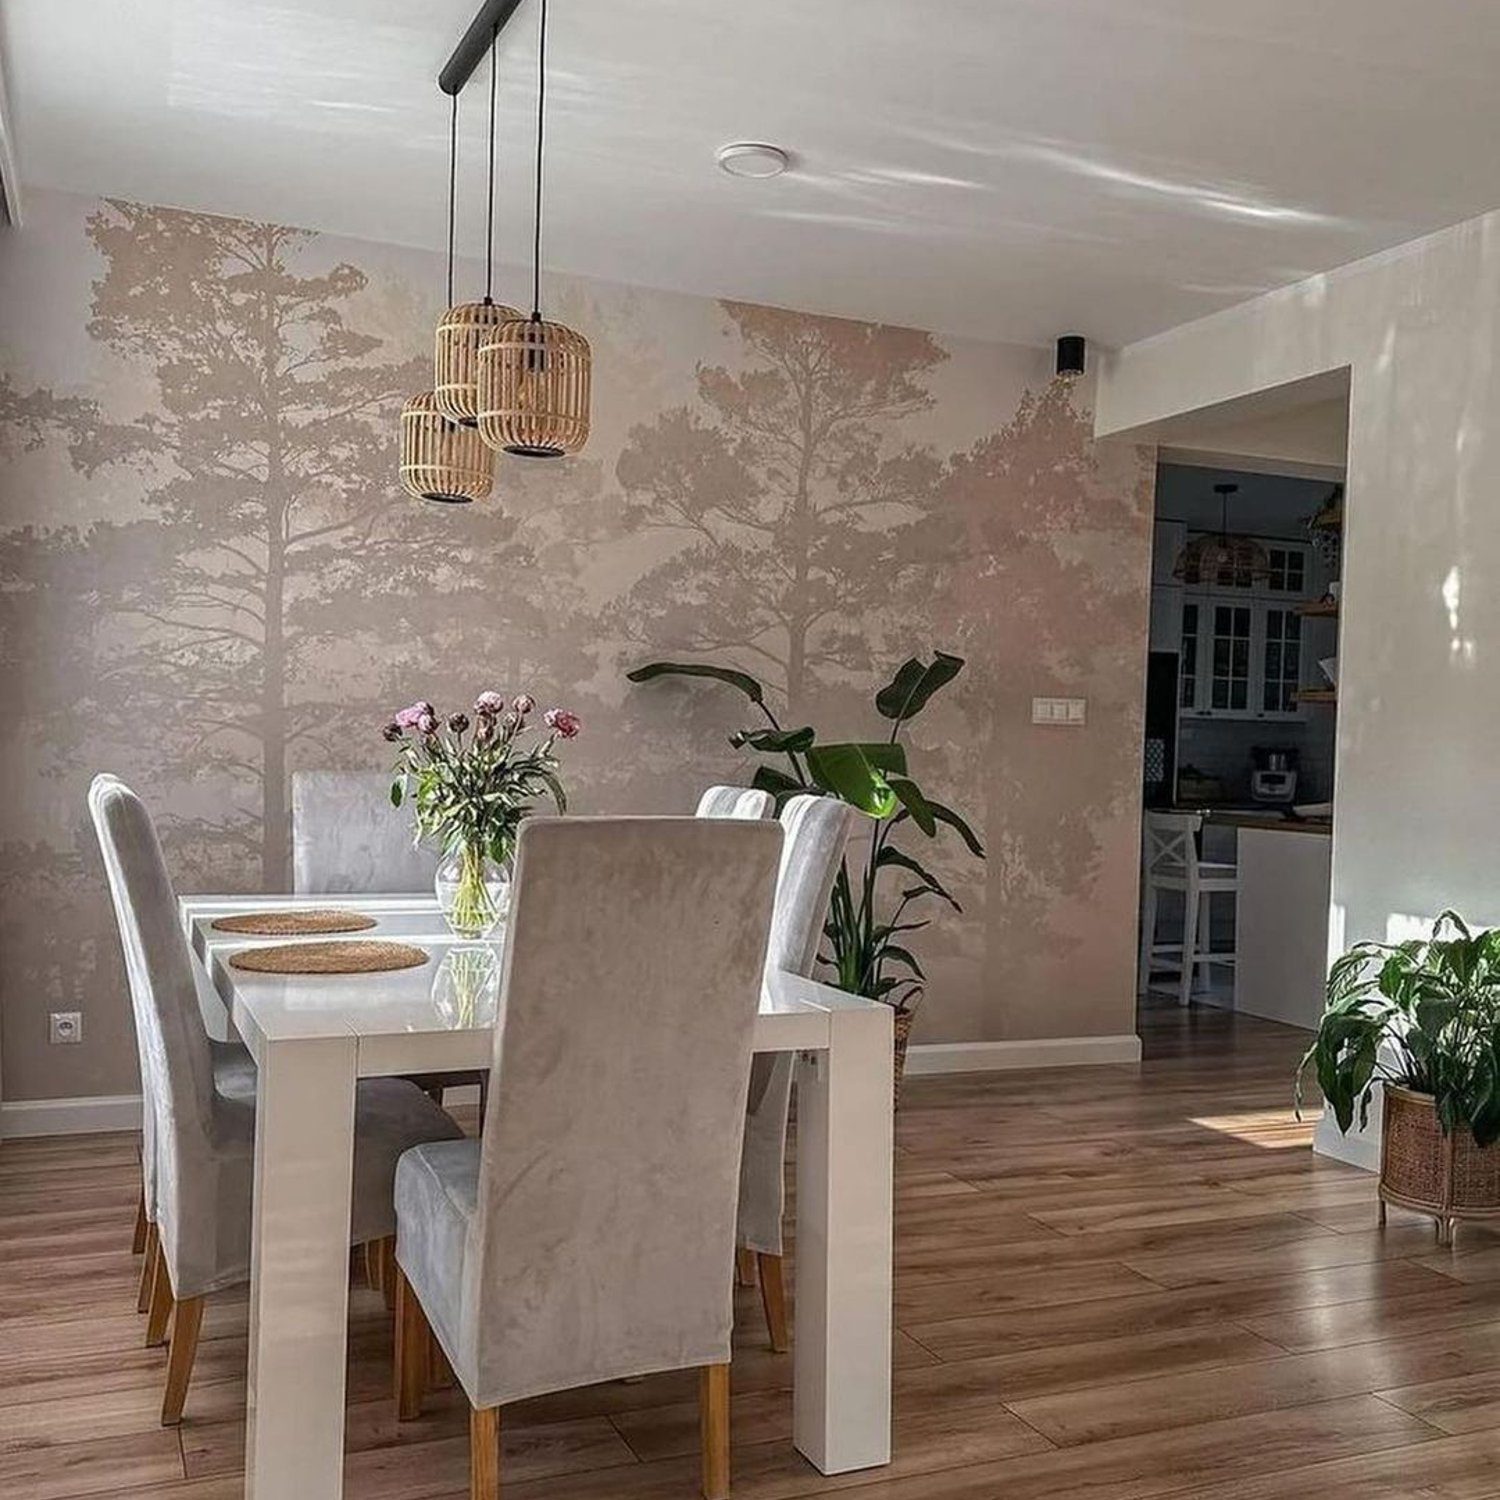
228 940 429 975
211 909 378 936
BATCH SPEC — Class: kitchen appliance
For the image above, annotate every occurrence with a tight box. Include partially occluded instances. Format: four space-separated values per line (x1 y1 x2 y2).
1250 746 1299 804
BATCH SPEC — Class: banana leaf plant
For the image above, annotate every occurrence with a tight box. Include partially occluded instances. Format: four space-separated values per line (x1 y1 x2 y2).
626 652 984 1012
1299 911 1500 1147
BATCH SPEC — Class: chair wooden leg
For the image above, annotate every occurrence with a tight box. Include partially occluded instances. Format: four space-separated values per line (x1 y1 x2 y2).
735 1247 757 1288
145 1242 175 1347
137 1224 159 1314
377 1236 398 1313
161 1295 204 1425
394 1261 431 1421
756 1253 789 1353
132 1189 149 1256
700 1363 730 1500
429 1328 456 1391
470 1404 501 1500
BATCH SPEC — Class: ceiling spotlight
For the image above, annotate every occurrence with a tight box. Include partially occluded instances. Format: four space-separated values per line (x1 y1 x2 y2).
716 142 791 179
1055 334 1086 379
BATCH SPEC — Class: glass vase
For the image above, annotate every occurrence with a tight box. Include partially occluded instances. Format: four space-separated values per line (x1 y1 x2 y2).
435 841 511 940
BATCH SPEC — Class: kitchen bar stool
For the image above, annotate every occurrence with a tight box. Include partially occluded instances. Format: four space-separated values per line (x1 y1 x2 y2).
1138 811 1238 1006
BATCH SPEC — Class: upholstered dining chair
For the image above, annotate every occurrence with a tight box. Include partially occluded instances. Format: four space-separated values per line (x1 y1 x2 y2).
292 768 483 1114
391 816 783 1500
89 777 256 1324
695 784 774 821
89 775 465 1426
291 769 438 894
736 793 855 1352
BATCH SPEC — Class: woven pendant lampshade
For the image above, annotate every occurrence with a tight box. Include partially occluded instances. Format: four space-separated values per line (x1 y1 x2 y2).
400 392 493 504
1172 482 1270 584
435 298 522 425
476 315 591 457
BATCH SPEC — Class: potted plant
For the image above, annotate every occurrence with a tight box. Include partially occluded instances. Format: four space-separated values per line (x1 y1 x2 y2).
384 693 579 938
627 651 984 1101
1301 911 1500 1244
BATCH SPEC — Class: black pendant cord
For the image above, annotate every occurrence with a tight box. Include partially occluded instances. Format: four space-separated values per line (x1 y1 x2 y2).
530 0 547 319
445 91 458 309
484 23 499 304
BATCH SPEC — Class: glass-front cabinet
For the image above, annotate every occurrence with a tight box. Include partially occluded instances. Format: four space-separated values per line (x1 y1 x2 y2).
1177 539 1314 721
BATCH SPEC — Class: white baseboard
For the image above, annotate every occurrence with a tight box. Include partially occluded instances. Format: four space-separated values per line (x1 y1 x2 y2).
0 1093 143 1140
904 1034 1142 1075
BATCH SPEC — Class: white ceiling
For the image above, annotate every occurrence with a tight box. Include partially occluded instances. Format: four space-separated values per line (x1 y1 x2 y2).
5 0 1500 348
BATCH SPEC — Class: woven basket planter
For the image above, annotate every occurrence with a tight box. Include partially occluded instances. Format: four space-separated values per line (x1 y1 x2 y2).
1380 1084 1500 1245
892 1007 916 1110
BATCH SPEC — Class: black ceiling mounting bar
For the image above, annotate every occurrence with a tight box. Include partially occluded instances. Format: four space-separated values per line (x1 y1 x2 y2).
439 0 526 95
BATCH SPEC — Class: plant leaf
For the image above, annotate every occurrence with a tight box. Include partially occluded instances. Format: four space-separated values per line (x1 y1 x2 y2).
626 660 767 706
888 777 937 836
729 726 816 753
874 651 964 722
918 796 985 857
805 743 905 817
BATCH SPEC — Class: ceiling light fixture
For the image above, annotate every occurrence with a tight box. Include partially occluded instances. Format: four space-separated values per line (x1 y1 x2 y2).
477 0 591 458
1173 482 1271 585
400 87 494 504
716 142 791 179
434 27 521 427
1055 334 1086 380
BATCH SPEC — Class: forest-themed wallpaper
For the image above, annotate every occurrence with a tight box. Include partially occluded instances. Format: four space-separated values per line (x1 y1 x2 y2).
0 189 1152 1103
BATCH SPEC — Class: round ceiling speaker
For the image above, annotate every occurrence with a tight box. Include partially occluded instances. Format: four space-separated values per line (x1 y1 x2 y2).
716 142 792 179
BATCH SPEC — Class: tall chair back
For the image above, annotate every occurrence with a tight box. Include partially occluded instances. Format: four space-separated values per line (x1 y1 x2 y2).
88 776 222 1284
1143 811 1203 881
459 816 782 1405
292 770 438 894
695 784 774 820
738 794 855 1258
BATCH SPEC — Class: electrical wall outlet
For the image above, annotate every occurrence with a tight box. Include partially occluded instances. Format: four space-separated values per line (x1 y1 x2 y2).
49 1011 83 1045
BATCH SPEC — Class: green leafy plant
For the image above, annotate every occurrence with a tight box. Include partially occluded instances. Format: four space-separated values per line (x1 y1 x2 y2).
627 652 984 1011
1300 911 1500 1146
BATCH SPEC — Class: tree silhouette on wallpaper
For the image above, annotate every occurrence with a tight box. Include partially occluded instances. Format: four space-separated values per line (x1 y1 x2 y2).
613 302 947 716
927 379 1152 977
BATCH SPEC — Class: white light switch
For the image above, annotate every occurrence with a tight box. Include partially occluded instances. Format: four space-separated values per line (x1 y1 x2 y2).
1031 696 1087 726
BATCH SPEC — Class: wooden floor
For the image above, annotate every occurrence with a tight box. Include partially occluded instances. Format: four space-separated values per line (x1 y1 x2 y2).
8 999 1500 1498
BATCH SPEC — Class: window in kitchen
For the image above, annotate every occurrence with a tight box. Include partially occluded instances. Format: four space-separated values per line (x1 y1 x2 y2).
1180 603 1199 709
1265 546 1306 594
1210 604 1252 711
1263 608 1302 713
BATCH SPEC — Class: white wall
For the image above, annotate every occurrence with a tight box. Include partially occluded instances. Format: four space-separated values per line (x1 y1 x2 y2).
1097 210 1500 957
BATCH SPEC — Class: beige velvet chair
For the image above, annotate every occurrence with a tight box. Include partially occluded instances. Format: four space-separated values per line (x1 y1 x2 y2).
89 775 464 1425
736 794 855 1351
391 816 783 1500
695 784 774 821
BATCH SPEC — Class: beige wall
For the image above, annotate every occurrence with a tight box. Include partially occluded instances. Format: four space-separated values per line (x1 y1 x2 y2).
0 190 1152 1104
1098 210 1500 955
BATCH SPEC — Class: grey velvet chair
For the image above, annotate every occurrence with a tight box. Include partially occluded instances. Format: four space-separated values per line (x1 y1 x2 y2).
737 794 855 1351
89 777 256 1318
391 816 783 1500
89 775 464 1426
695 784 774 821
292 768 482 1112
291 769 438 894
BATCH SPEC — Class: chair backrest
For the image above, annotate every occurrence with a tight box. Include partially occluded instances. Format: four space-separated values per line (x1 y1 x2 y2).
87 776 218 1229
464 816 782 1405
737 794 855 1256
1143 811 1203 881
695 784 774 821
291 770 438 894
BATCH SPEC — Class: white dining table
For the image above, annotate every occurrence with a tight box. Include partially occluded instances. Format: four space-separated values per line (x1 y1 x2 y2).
181 893 894 1500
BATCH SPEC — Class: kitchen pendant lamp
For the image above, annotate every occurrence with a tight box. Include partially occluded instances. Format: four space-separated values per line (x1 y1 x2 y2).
434 32 521 426
400 391 493 504
477 0 591 457
1173 483 1271 585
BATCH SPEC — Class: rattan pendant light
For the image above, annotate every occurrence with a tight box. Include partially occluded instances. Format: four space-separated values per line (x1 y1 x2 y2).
1173 482 1271 584
434 29 521 426
477 0 591 458
399 92 494 504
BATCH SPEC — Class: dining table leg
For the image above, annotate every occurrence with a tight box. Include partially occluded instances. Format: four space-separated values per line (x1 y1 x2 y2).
245 1035 359 1500
791 1003 894 1473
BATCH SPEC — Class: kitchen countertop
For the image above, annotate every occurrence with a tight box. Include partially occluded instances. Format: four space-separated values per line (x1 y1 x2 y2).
1171 806 1333 835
